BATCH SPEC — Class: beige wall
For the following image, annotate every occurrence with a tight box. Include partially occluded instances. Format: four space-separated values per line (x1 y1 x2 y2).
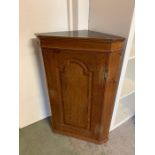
89 0 134 37
19 0 89 128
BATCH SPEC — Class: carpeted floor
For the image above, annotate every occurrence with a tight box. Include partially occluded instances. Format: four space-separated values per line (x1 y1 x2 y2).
19 117 135 155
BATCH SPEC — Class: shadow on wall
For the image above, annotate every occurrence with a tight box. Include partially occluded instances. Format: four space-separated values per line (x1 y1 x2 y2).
67 0 78 30
31 38 51 118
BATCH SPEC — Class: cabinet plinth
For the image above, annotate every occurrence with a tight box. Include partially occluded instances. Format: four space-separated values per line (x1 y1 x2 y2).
36 30 125 144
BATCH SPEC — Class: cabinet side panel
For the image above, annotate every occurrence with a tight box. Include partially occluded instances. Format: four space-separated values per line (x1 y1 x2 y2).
41 49 62 129
100 52 122 140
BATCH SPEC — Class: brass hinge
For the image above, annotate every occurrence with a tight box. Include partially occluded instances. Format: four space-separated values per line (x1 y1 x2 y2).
104 68 108 81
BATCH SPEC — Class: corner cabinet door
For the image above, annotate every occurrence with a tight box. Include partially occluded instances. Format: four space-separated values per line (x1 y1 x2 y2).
42 48 108 140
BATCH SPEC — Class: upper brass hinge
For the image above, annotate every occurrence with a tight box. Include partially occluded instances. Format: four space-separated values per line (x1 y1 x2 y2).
104 68 108 81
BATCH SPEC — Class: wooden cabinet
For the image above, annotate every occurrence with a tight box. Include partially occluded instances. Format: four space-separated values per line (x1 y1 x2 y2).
36 30 125 144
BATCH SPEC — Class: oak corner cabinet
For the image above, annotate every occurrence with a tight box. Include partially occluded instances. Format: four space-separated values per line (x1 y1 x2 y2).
36 30 125 144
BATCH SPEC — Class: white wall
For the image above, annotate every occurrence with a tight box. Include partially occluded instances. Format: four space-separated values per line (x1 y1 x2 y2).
89 0 134 37
19 0 89 128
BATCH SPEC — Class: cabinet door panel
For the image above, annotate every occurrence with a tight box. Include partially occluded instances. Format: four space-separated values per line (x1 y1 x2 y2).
59 59 92 129
42 48 107 138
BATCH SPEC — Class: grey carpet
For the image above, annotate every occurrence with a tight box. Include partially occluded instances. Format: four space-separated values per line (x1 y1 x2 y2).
20 117 135 155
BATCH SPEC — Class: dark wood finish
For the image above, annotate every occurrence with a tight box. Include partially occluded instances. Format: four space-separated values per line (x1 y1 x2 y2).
36 30 125 144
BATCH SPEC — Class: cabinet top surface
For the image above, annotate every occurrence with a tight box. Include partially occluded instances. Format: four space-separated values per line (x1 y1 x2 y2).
36 30 125 42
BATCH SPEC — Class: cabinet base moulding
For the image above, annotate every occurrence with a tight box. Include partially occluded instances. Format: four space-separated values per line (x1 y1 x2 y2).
52 125 109 144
